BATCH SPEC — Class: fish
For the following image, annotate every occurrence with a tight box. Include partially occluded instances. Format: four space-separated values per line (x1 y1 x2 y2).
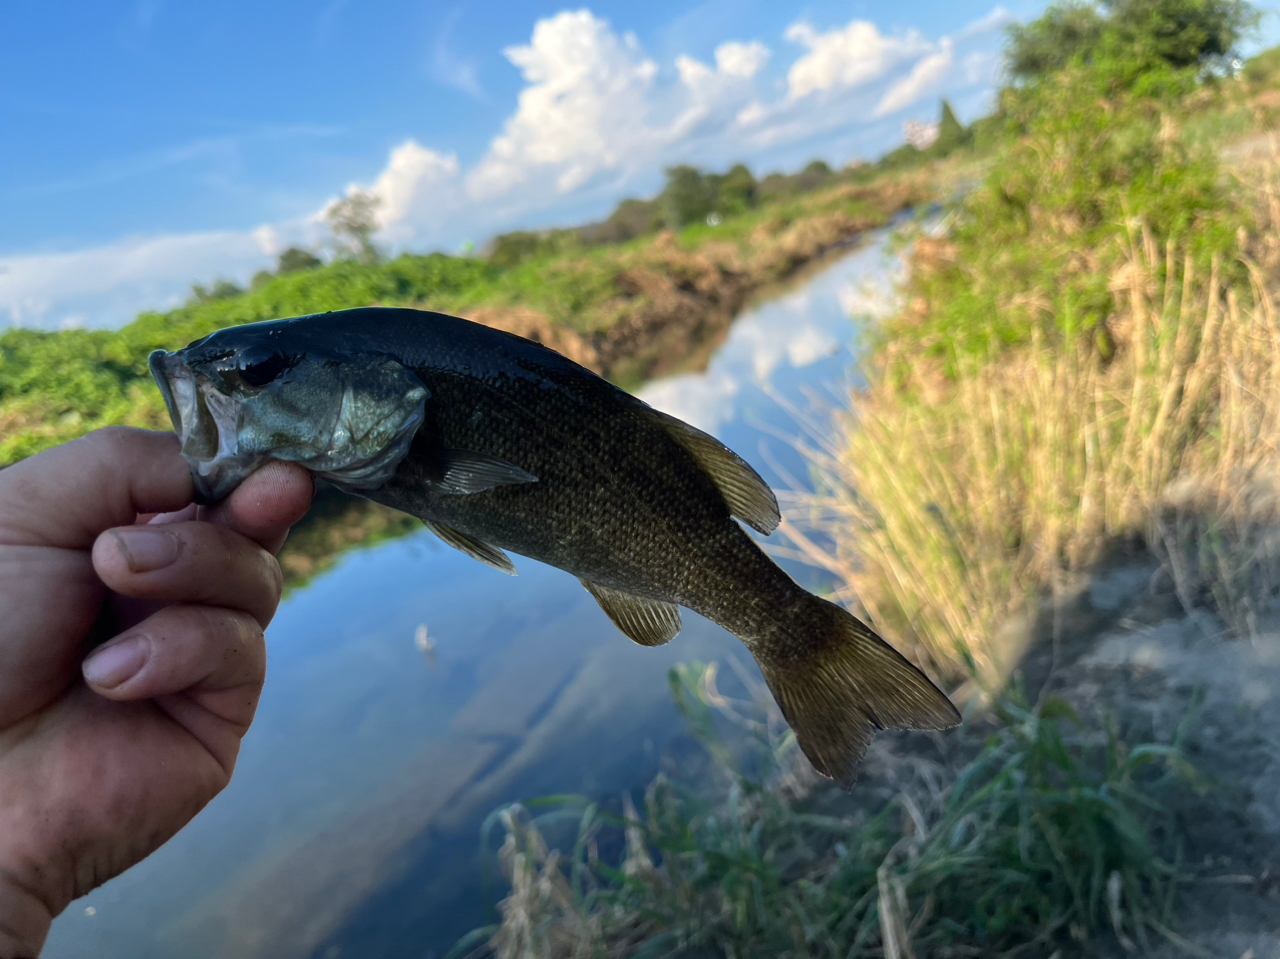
149 306 959 787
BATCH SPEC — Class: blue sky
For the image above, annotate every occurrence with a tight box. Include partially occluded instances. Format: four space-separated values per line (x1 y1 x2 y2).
3 0 1278 329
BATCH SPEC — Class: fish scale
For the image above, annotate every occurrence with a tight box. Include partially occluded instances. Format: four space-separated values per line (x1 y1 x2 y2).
150 306 960 788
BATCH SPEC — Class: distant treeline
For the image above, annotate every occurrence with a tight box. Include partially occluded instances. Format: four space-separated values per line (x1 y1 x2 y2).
180 97 974 298
485 100 976 270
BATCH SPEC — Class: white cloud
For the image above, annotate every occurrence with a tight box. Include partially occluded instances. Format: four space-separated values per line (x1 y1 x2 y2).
467 11 659 198
0 230 270 329
784 20 930 99
956 6 1014 41
252 224 282 257
670 41 771 141
715 41 770 79
736 101 767 127
429 5 485 99
367 142 462 241
875 39 954 117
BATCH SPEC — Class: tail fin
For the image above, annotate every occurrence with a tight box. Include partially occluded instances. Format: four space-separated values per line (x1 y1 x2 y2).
755 596 960 789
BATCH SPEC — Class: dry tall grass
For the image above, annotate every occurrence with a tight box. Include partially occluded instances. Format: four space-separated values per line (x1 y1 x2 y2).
784 158 1280 681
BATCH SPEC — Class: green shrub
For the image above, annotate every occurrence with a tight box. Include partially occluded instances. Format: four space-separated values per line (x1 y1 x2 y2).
1007 0 1259 86
886 67 1243 371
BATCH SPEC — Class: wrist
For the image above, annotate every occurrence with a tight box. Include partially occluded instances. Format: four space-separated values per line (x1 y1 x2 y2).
0 868 51 958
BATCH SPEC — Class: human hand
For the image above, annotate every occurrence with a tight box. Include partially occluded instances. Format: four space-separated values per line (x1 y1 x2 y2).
0 427 312 957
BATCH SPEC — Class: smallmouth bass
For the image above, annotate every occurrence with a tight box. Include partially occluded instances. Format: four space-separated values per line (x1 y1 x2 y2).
149 307 959 787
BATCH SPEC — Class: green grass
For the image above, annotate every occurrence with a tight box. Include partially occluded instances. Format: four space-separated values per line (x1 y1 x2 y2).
878 69 1249 381
461 663 1201 959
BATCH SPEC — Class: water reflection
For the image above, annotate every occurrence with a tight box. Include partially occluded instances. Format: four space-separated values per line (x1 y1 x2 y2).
44 231 902 959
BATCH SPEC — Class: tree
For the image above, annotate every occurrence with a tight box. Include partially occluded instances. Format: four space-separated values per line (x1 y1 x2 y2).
487 230 547 268
1006 2 1106 80
583 198 659 244
189 279 243 303
276 247 322 273
325 189 382 264
718 164 757 215
935 99 968 153
658 166 718 229
1105 0 1260 70
1006 0 1259 83
793 159 834 193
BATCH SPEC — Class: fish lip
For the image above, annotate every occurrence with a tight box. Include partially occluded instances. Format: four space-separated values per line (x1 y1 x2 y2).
149 350 183 435
148 349 257 504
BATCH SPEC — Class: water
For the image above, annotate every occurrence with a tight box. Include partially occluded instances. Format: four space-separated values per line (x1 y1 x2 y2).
43 229 901 959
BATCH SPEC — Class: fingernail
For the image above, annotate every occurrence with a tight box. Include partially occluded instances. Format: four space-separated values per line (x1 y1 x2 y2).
112 529 179 572
84 637 147 689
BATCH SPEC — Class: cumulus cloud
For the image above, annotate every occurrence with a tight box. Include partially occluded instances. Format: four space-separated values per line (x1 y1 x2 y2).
670 40 771 141
784 20 930 99
715 41 770 79
367 142 462 241
467 11 659 198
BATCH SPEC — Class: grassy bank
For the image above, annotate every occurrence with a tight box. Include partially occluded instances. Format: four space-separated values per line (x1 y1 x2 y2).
787 77 1280 683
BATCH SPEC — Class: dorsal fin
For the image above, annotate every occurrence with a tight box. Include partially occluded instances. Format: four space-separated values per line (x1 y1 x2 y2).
651 408 780 535
422 520 517 575
581 579 682 647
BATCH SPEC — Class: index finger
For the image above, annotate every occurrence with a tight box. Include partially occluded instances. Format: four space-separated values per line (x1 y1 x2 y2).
202 461 314 554
0 428 192 549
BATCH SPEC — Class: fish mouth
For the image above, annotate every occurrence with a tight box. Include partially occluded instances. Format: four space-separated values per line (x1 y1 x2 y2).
149 349 261 504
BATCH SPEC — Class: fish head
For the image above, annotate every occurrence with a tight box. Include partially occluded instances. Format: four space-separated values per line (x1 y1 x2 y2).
149 321 430 503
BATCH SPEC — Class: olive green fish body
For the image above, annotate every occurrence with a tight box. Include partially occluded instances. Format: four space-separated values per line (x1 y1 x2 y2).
150 307 959 787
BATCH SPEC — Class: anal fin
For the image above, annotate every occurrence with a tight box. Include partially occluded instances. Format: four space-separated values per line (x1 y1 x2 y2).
423 520 517 575
581 580 682 647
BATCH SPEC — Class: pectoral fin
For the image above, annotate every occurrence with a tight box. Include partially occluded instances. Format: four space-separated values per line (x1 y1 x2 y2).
652 409 780 535
435 449 538 495
581 580 682 647
423 520 517 575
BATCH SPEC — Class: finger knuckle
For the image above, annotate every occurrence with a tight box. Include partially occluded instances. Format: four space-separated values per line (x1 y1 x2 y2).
263 552 284 601
229 612 267 682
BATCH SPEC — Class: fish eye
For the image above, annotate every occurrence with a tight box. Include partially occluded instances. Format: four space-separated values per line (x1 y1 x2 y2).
238 352 290 388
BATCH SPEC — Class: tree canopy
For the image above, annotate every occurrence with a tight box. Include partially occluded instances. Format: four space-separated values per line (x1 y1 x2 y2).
1006 0 1259 83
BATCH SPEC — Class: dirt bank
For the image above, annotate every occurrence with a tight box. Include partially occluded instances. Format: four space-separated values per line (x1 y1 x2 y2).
981 553 1280 956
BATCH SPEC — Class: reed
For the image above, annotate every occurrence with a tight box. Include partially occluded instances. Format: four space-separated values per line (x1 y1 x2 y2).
783 173 1280 678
